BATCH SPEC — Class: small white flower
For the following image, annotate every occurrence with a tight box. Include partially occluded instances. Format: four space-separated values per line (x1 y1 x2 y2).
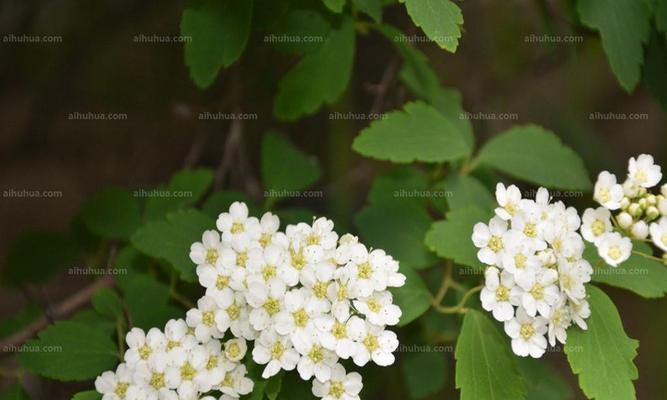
189 230 223 267
348 319 398 367
616 211 634 229
472 217 509 266
246 278 287 331
124 327 166 366
186 296 225 342
311 363 363 400
293 334 338 382
163 319 197 363
597 232 632 267
495 183 523 220
95 363 135 400
514 269 559 317
274 288 320 344
165 344 207 399
251 329 300 379
314 315 358 360
580 207 612 245
628 154 662 188
343 245 390 298
649 217 667 252
217 364 254 398
480 267 516 322
196 340 235 393
569 298 591 330
593 171 624 210
132 352 173 398
353 291 401 326
504 307 548 358
557 260 591 302
630 220 649 240
547 294 571 346
224 338 247 362
215 292 256 341
216 201 261 246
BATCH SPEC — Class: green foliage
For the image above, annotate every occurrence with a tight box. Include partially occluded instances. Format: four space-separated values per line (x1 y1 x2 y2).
401 351 447 399
577 0 651 91
0 304 41 339
270 9 331 55
390 264 431 326
261 132 322 195
91 288 124 319
69 309 116 335
658 0 667 35
473 125 592 190
132 209 216 281
276 208 317 226
353 0 383 22
455 310 527 400
0 384 30 400
441 174 495 211
367 166 429 205
517 358 574 400
352 101 471 163
181 0 253 88
322 0 346 13
565 285 639 400
403 0 463 52
18 321 118 381
425 206 492 270
3 232 79 286
584 241 667 298
202 191 258 219
274 17 356 120
70 391 102 400
117 273 182 330
81 189 141 240
144 168 215 221
643 32 667 110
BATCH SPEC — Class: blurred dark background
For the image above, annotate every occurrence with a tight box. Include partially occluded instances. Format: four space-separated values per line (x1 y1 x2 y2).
1 0 665 398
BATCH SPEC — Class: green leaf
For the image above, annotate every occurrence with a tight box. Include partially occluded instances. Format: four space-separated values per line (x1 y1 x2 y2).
517 358 574 400
81 189 141 240
352 101 471 163
565 285 639 400
144 168 214 221
577 0 651 91
390 264 431 326
322 0 345 13
367 166 429 205
584 241 667 298
71 391 102 400
403 0 463 52
353 0 382 22
91 288 124 319
658 0 667 36
0 304 41 339
474 125 592 190
117 273 181 330
455 310 527 400
132 209 216 281
3 232 79 286
643 32 667 110
355 201 436 269
402 351 447 399
265 373 283 400
69 310 116 335
0 383 31 400
276 208 317 226
262 132 322 195
442 174 494 211
270 9 331 55
202 191 258 220
18 322 118 381
425 206 492 270
181 0 253 88
274 17 356 120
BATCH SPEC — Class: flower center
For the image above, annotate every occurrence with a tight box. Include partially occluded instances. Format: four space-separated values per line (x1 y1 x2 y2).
515 253 527 269
231 222 244 234
488 236 504 252
329 381 345 398
561 274 573 290
271 341 285 359
262 265 277 280
306 233 321 245
259 232 272 247
358 262 373 279
264 298 281 316
180 362 196 381
332 321 347 339
227 304 241 320
597 187 611 203
150 372 165 389
591 220 606 236
206 355 218 370
529 283 544 300
337 284 348 301
505 202 517 216
236 251 247 267
367 298 382 313
290 247 306 270
203 311 215 326
523 223 537 238
115 382 129 398
635 170 647 184
661 234 667 247
608 245 622 260
495 285 509 301
222 373 234 388
226 343 241 360
216 275 230 290
363 334 379 352
520 324 535 340
292 309 309 328
205 248 219 264
313 281 329 298
138 344 152 360
166 340 180 350
308 345 325 363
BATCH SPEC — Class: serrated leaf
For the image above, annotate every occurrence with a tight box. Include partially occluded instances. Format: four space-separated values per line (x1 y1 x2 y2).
274 17 355 120
131 209 216 281
565 285 639 400
584 241 667 298
3 232 79 286
69 309 116 335
455 310 527 400
181 0 253 88
91 288 124 319
353 0 382 22
202 191 258 220
577 0 651 91
425 206 492 270
390 264 431 326
403 0 463 52
0 383 30 400
322 0 345 12
18 322 118 381
117 273 182 330
355 201 436 269
402 351 447 399
367 166 429 205
442 174 495 211
71 391 101 400
517 358 574 400
0 304 41 339
81 189 141 240
144 168 214 221
261 132 322 195
352 101 471 163
474 125 592 190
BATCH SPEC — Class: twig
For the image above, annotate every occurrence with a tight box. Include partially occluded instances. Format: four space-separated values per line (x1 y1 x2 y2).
433 285 483 314
369 55 400 115
433 262 453 306
632 250 664 263
214 115 243 190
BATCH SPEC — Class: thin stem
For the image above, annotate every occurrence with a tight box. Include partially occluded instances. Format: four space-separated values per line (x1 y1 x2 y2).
433 262 453 306
434 285 483 314
116 317 126 359
632 250 664 263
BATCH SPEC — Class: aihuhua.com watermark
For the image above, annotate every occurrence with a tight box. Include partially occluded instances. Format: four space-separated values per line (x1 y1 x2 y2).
396 344 454 353
2 34 62 44
2 344 62 353
460 111 519 121
546 345 584 353
264 189 324 199
523 188 584 199
393 34 456 44
393 189 452 199
198 112 258 121
263 34 324 44
458 267 483 276
589 111 649 121
2 189 63 198
328 112 387 121
67 112 127 121
133 188 193 198
132 34 192 44
68 266 128 276
592 267 648 276
524 34 584 44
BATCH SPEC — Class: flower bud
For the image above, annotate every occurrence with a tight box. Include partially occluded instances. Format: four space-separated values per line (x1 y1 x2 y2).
224 338 247 362
647 194 657 205
628 203 642 217
658 196 667 216
623 180 639 198
662 183 667 198
663 252 667 266
647 206 660 220
617 212 633 229
638 198 648 210
638 187 648 197
631 221 649 240
620 197 631 210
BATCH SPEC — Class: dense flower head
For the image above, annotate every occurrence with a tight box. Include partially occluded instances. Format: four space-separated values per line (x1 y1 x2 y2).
473 184 592 358
96 202 405 400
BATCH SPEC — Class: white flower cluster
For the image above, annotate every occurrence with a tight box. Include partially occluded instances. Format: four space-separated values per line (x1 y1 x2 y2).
588 154 667 265
472 184 592 358
97 201 406 400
